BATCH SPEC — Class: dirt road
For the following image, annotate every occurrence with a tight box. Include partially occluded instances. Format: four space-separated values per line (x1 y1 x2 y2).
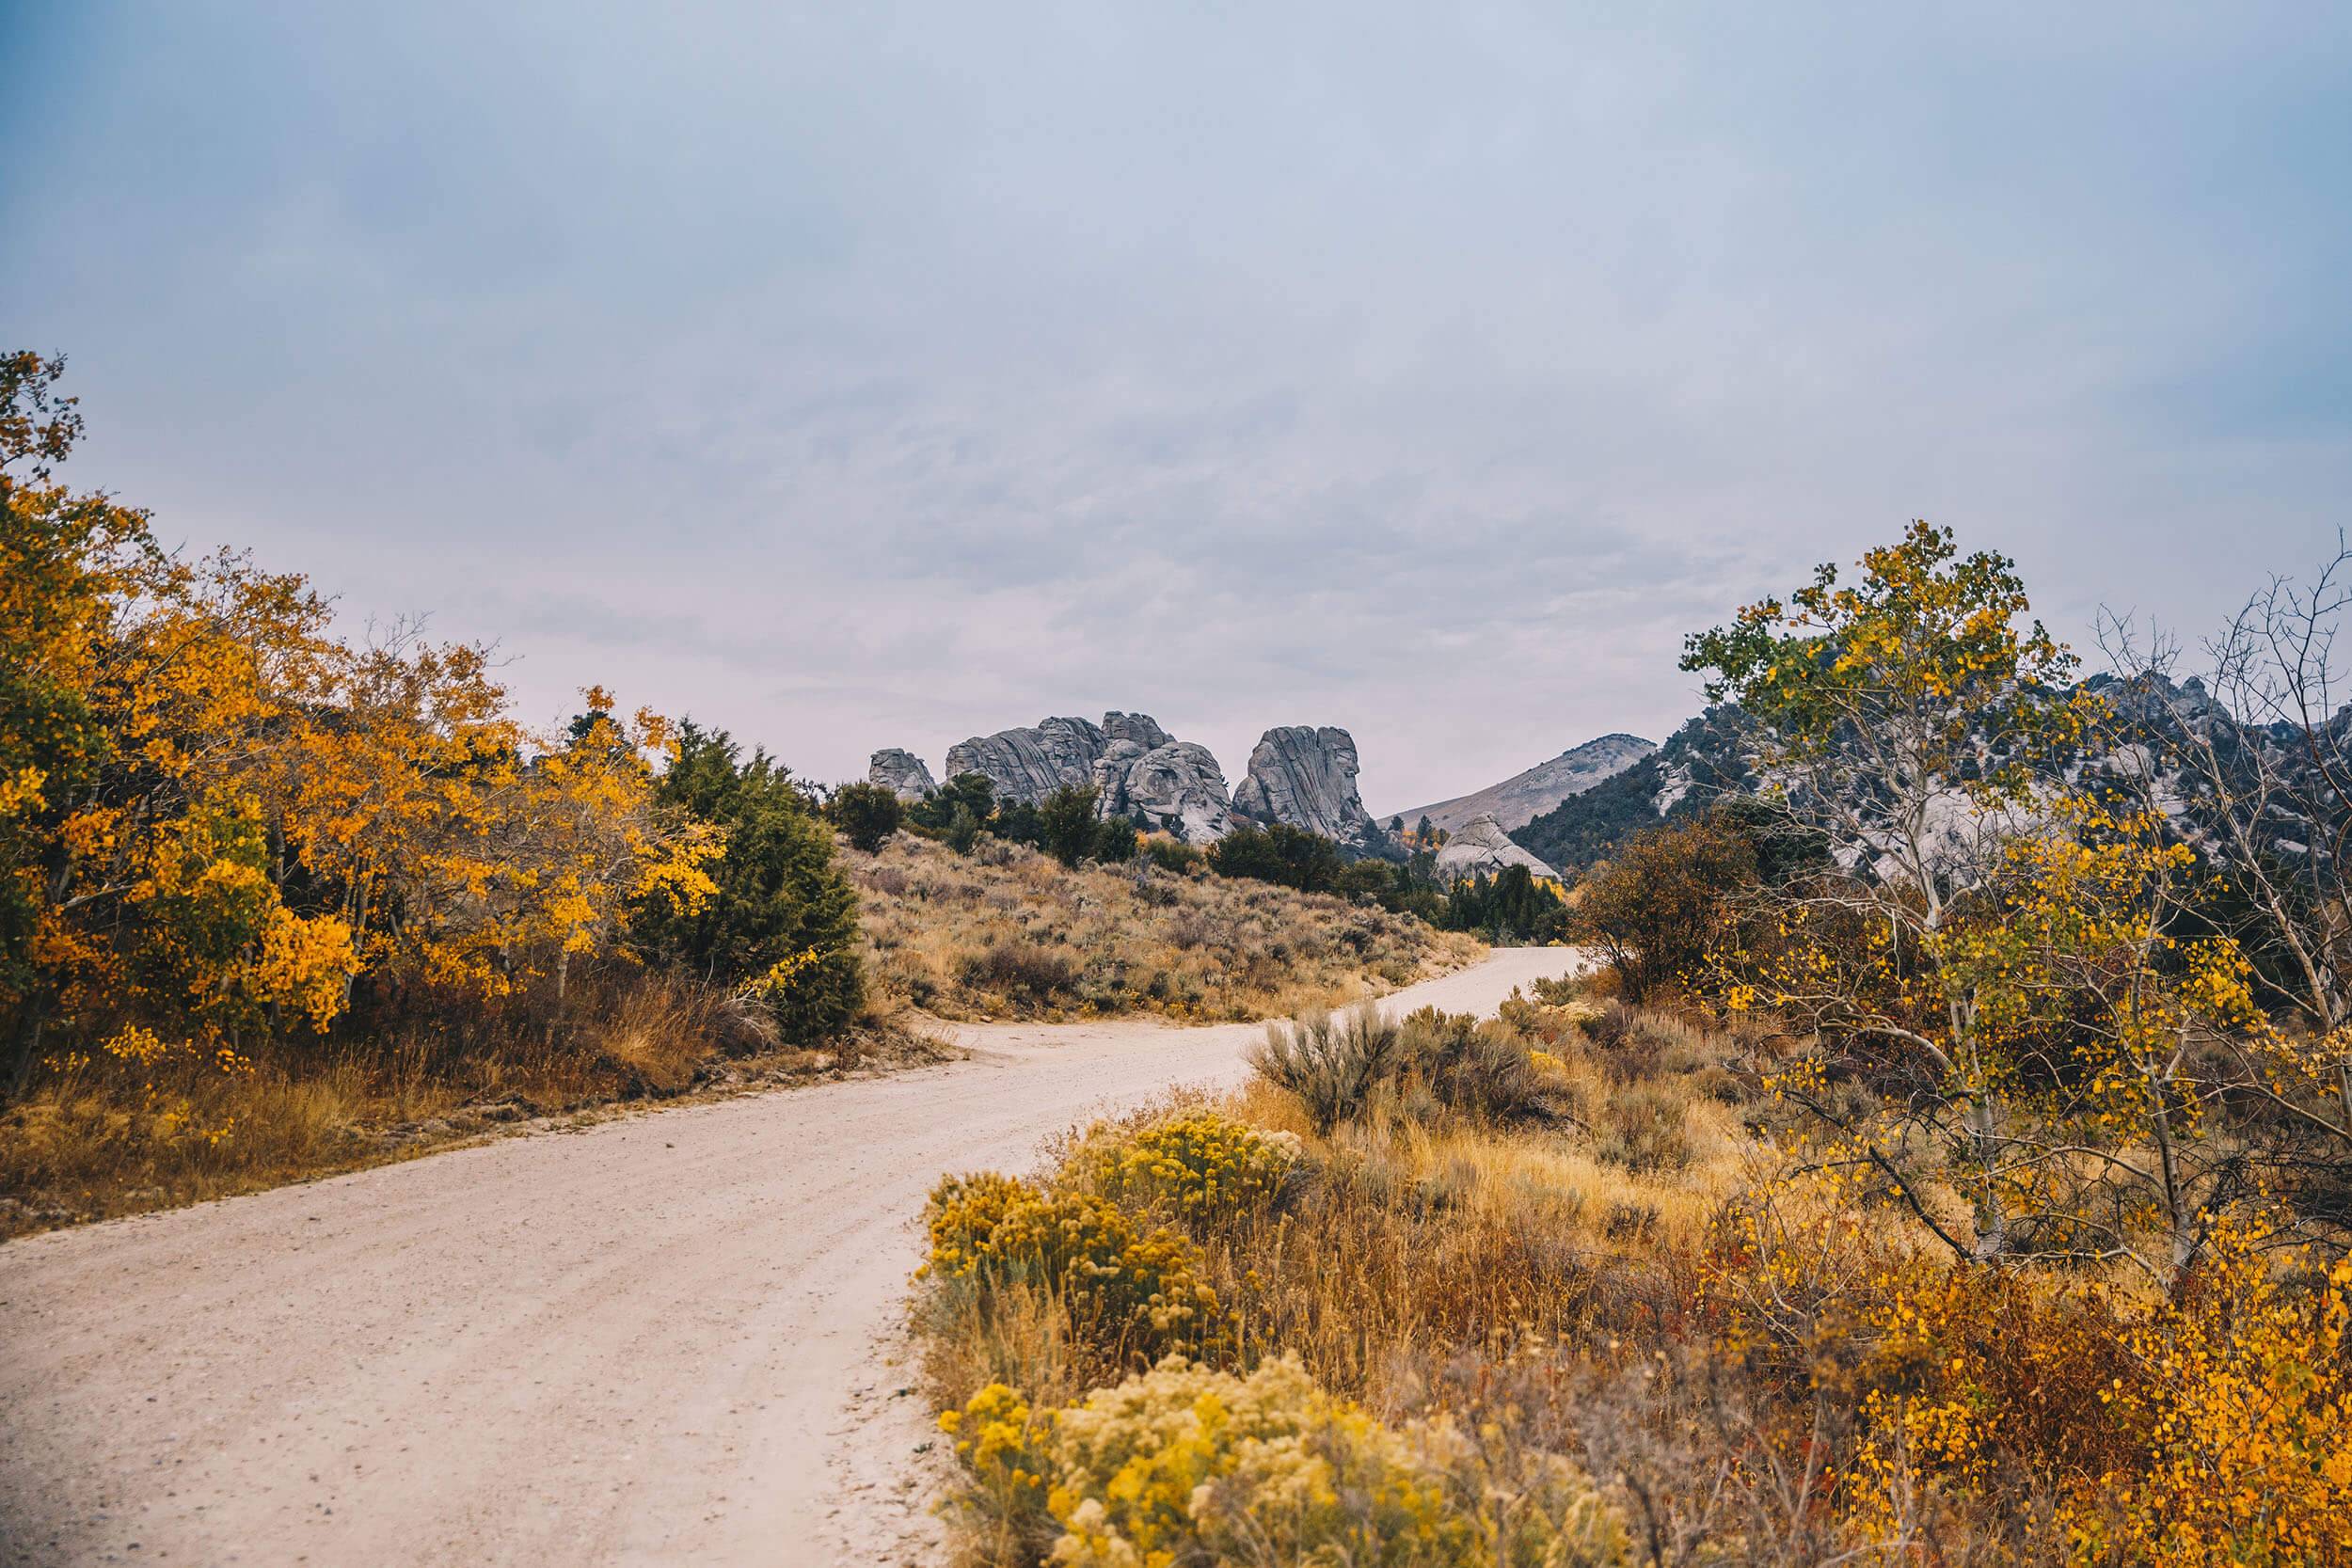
0 948 1577 1566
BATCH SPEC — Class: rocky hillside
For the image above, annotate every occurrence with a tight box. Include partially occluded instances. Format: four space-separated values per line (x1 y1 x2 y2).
1511 671 2352 883
870 713 1392 855
1386 732 1656 835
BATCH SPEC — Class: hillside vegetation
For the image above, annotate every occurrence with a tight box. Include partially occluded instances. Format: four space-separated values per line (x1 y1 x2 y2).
912 524 2352 1568
849 833 1482 1022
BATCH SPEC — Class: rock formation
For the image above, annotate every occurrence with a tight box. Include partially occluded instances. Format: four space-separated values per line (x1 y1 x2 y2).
1386 733 1656 836
923 711 1237 841
1101 711 1171 751
1433 812 1558 879
945 716 1108 805
1095 737 1233 843
1232 725 1388 856
872 712 1447 854
866 748 936 801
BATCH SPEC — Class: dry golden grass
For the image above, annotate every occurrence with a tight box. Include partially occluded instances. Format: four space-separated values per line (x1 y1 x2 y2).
921 988 2352 1567
848 833 1484 1022
918 990 1767 1410
0 973 951 1239
1193 1018 1758 1415
913 988 1778 1566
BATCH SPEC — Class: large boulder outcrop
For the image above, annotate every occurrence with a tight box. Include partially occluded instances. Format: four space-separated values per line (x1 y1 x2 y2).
938 712 1236 841
1232 725 1388 856
945 716 1108 805
881 712 1408 852
1433 812 1558 879
866 748 937 801
1095 737 1233 843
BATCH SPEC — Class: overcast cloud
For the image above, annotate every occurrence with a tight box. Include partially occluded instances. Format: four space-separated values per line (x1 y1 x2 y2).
6 3 2349 810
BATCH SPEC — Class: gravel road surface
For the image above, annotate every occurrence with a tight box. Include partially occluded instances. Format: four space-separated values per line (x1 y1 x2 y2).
0 948 1578 1566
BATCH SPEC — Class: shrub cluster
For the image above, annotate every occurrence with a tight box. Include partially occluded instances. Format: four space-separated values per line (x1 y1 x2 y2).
923 1171 1230 1367
0 353 881 1227
1250 1001 1571 1132
1070 1107 1299 1220
632 721 864 1042
905 775 1141 867
919 967 2352 1566
919 1097 1641 1567
823 780 902 853
1208 821 1345 893
940 1355 1625 1568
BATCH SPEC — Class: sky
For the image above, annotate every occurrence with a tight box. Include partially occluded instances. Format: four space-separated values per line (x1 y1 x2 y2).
6 3 2350 814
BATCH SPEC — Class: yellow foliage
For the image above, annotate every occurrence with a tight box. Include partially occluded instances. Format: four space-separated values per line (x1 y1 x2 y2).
9 484 709 1027
925 1172 1231 1363
942 1356 1627 1567
2071 1227 2352 1566
1073 1109 1297 1221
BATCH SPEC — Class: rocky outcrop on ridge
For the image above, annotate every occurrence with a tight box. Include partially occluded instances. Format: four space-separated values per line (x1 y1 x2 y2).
1388 733 1657 836
897 712 1237 842
866 748 937 801
945 716 1108 805
1232 726 1389 856
1433 812 1559 879
876 713 1423 855
1095 737 1234 843
1101 711 1172 751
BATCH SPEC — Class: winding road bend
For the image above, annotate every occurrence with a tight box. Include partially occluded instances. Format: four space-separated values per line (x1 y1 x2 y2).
1 947 1577 1567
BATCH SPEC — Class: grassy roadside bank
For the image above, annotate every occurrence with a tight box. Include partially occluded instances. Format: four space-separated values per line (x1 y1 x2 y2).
910 977 2352 1566
0 997 954 1239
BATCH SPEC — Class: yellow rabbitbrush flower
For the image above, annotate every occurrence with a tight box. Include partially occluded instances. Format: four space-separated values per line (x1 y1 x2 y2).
924 1172 1232 1363
1075 1110 1298 1222
943 1356 1629 1568
938 1383 1059 1552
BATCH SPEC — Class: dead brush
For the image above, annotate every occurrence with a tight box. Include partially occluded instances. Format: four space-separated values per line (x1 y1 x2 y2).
1394 1006 1567 1126
959 942 1081 1006
572 970 775 1093
1249 1003 1401 1132
1596 1083 1696 1173
1160 907 1215 950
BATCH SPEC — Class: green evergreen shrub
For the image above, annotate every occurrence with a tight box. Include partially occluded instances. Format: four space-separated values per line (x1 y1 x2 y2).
829 780 903 852
630 721 863 1042
1209 822 1343 894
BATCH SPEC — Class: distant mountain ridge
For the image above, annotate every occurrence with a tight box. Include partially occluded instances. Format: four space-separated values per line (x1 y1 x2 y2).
1508 710 1753 877
1384 733 1656 836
